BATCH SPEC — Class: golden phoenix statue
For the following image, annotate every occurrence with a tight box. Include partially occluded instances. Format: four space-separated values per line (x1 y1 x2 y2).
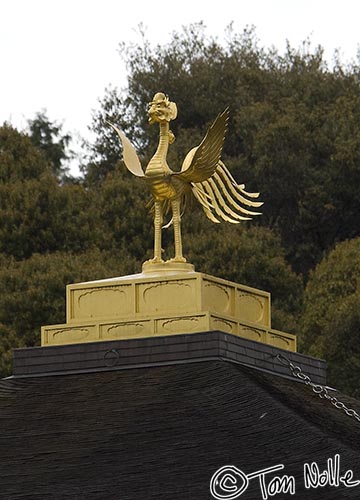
108 92 262 268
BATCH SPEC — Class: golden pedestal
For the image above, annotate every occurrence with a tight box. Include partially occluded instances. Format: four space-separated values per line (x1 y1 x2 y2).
41 269 296 352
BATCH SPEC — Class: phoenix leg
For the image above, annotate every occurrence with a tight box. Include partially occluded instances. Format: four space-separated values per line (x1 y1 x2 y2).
171 198 186 262
153 201 164 262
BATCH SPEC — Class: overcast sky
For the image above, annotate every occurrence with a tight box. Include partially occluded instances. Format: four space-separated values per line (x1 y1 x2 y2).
1 0 359 173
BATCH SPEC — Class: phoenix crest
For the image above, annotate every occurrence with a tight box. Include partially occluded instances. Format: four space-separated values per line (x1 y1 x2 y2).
108 92 262 267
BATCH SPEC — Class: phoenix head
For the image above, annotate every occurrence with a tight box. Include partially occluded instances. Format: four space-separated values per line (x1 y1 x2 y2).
148 92 178 125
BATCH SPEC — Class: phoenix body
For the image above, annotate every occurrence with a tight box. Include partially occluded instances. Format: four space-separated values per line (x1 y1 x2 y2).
108 92 262 264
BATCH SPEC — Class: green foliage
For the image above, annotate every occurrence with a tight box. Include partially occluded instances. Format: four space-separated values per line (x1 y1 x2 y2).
0 323 21 377
0 249 138 377
0 123 50 181
27 111 72 179
0 125 102 259
184 222 303 333
93 166 153 260
87 24 360 277
2 25 360 397
300 238 360 396
0 176 100 259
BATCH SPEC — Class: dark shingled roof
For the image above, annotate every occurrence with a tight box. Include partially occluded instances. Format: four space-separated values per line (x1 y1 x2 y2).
0 355 360 499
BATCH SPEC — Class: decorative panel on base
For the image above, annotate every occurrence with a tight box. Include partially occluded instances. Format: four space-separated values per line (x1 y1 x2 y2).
66 271 271 326
41 271 296 352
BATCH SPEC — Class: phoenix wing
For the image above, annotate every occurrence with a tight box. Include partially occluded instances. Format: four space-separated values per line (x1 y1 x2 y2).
107 121 145 177
191 161 263 224
174 109 262 224
176 108 229 183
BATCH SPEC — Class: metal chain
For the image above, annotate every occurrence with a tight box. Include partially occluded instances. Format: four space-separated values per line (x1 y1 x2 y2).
276 353 360 423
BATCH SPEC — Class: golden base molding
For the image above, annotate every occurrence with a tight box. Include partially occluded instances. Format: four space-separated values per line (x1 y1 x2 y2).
40 271 296 352
142 260 195 274
41 314 296 351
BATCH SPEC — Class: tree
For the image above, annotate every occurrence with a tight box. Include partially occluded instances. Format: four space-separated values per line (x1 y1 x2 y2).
93 166 153 260
86 24 360 277
27 111 72 180
0 248 138 377
0 124 100 259
300 238 360 397
0 122 50 181
3 24 360 391
183 221 303 333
